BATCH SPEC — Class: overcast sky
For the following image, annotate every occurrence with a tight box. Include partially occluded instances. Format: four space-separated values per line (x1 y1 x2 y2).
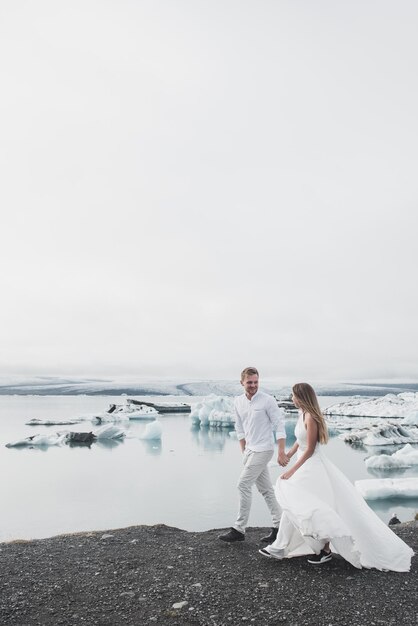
0 1 417 382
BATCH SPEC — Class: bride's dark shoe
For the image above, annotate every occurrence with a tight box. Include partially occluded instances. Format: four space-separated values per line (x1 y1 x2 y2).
307 549 332 564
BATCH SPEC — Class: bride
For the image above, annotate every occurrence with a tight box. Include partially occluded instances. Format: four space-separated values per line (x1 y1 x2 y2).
259 383 413 571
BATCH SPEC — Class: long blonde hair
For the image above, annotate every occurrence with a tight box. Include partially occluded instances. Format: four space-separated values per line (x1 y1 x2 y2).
292 382 329 444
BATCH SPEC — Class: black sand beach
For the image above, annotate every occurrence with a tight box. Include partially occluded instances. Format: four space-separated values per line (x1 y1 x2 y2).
0 523 416 626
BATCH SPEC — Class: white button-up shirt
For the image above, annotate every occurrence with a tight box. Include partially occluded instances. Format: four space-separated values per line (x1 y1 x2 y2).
234 390 286 452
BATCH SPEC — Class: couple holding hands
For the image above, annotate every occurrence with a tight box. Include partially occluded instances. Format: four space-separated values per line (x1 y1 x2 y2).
219 367 413 572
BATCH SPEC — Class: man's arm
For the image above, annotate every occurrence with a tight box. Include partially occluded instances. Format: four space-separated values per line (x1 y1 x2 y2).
234 399 246 453
267 397 288 466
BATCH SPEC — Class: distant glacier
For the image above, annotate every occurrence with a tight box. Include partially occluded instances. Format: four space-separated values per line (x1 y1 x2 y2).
0 376 417 397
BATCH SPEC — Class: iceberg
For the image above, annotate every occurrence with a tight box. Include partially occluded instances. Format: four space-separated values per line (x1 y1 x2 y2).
5 426 126 447
25 418 83 426
340 422 418 446
93 424 126 439
355 477 418 500
190 395 235 428
365 443 418 470
90 403 158 423
325 392 418 418
402 410 418 426
5 433 68 447
326 417 383 431
139 420 163 440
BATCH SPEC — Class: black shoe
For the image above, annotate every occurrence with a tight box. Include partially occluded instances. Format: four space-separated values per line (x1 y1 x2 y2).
260 527 278 544
307 549 332 565
219 528 245 542
258 547 284 560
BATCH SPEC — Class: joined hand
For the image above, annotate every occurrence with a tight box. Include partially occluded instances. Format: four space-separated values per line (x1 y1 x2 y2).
278 451 289 467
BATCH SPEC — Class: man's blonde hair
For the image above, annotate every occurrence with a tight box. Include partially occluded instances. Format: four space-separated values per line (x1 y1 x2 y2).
240 367 259 381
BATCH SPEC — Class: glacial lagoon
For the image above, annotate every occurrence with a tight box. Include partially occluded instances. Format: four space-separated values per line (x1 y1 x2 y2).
0 395 417 542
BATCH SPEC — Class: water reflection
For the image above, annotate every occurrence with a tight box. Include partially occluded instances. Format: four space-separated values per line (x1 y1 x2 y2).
66 440 94 449
365 444 406 456
368 496 418 513
190 425 233 452
366 466 409 478
6 444 52 453
95 438 124 450
140 439 162 455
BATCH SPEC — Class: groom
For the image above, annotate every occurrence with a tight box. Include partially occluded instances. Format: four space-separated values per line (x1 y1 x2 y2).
219 367 288 543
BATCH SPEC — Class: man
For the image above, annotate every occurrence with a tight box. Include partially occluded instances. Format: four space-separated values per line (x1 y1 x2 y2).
219 367 288 543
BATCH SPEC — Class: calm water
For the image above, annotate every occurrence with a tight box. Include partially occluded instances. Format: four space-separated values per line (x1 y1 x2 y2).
0 395 417 542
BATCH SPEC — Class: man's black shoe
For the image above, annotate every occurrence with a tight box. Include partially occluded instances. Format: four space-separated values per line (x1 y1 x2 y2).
219 528 245 542
260 527 278 543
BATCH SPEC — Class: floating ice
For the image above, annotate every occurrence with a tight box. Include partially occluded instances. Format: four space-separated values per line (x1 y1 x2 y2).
402 410 418 426
340 422 418 446
190 395 235 428
365 444 418 470
139 420 162 440
326 417 384 431
90 411 130 424
93 424 126 439
5 433 68 447
355 477 418 500
5 426 125 447
325 392 418 418
25 418 84 426
91 403 158 423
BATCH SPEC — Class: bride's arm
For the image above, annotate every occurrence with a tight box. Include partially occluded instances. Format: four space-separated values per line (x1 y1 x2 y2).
286 442 299 458
280 414 318 480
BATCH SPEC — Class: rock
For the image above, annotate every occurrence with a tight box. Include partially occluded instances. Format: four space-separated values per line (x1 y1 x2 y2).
172 601 188 609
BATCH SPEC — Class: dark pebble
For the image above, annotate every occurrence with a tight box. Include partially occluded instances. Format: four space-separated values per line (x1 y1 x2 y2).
0 522 416 625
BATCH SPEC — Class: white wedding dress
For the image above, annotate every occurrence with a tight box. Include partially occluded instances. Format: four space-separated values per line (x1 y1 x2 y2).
266 412 414 571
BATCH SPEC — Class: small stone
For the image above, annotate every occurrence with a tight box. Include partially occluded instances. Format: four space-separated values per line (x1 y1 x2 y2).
172 601 188 609
130 539 139 544
101 534 114 540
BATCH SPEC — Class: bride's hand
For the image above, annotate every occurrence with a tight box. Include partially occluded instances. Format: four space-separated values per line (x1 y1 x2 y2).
278 451 289 466
280 468 295 480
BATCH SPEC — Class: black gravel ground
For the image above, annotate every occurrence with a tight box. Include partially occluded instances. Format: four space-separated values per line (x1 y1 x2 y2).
0 522 416 626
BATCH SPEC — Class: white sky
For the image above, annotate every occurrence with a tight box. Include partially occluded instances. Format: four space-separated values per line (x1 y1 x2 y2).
0 1 417 381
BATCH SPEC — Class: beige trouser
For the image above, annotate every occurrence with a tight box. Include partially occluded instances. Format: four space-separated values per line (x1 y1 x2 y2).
233 449 282 534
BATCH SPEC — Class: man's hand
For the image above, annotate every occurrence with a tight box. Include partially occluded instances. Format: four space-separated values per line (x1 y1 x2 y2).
278 451 289 466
